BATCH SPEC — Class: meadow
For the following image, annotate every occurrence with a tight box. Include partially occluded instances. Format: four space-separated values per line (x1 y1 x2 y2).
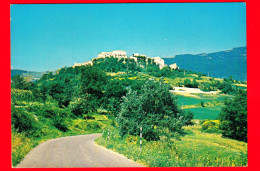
176 94 229 120
95 124 247 167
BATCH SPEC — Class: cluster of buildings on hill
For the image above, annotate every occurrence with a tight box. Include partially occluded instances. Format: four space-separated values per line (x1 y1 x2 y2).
73 50 179 70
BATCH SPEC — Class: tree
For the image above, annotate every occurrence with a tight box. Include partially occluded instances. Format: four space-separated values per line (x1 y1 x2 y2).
218 89 247 142
192 78 199 88
201 101 205 107
184 79 192 88
117 81 185 141
80 65 108 99
11 75 27 90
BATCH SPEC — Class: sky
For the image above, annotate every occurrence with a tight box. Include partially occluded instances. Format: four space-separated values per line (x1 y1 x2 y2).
11 3 246 72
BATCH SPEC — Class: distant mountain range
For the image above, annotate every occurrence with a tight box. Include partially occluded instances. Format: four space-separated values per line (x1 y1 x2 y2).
163 47 247 81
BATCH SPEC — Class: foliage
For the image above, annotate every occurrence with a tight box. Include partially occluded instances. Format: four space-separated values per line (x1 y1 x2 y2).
11 89 36 104
11 105 41 136
201 101 205 107
117 81 185 141
201 120 221 133
182 111 194 126
80 65 108 98
218 90 247 142
11 130 36 166
53 116 68 132
68 119 104 132
96 125 247 167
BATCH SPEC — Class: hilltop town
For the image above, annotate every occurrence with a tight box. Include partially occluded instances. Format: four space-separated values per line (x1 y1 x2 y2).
73 50 179 70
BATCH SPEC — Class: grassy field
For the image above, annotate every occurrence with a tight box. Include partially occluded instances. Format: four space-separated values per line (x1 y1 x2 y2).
176 93 230 120
184 106 223 120
95 125 247 167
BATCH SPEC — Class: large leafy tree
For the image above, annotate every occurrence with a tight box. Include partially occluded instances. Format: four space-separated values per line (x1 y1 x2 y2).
80 65 108 98
218 89 247 142
117 81 186 141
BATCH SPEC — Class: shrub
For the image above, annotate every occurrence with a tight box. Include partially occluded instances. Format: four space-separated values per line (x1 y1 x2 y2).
201 120 220 133
68 119 103 132
11 105 41 136
11 89 35 104
53 116 68 132
183 111 194 126
184 79 192 87
11 130 35 166
201 101 205 107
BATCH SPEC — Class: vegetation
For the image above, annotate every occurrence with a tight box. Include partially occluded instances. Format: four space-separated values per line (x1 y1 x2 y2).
117 81 191 141
219 89 247 142
95 125 247 167
11 57 247 167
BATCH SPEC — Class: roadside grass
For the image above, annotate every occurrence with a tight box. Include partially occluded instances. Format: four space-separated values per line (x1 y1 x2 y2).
95 125 247 167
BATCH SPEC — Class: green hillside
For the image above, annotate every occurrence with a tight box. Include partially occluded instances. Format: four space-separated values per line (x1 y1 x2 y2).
11 57 247 167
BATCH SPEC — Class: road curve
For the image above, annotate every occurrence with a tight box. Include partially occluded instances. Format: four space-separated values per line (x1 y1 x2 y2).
16 134 144 168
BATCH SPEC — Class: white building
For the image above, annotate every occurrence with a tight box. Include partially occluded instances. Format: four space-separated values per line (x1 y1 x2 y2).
169 63 179 70
97 50 127 58
151 57 166 69
73 61 93 68
132 53 146 57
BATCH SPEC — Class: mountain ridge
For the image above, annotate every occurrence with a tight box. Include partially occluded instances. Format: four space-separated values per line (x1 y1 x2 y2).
163 46 247 81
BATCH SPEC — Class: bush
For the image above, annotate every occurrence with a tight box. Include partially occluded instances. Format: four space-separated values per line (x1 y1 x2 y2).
201 120 220 133
201 101 205 107
11 105 41 136
183 111 194 126
184 79 192 87
11 130 35 166
53 116 68 132
68 119 103 132
69 96 98 116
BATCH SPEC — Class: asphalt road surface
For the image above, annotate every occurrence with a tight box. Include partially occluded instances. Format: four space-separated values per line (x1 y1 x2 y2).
16 134 144 168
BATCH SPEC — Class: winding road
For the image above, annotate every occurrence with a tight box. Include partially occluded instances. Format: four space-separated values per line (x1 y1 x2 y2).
16 134 143 168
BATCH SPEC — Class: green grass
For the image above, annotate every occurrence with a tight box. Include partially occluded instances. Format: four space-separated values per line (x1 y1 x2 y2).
177 94 228 106
184 106 223 120
176 94 230 120
95 125 247 167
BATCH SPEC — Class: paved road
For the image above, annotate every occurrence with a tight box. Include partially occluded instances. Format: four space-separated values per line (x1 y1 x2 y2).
16 134 143 168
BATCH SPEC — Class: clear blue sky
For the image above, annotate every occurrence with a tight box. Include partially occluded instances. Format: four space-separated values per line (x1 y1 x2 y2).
11 3 246 72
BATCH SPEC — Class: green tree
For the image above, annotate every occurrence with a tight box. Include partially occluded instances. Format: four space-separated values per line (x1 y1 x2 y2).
117 81 185 141
192 78 199 88
80 65 108 99
184 79 192 87
218 90 247 142
201 101 205 107
11 75 27 90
